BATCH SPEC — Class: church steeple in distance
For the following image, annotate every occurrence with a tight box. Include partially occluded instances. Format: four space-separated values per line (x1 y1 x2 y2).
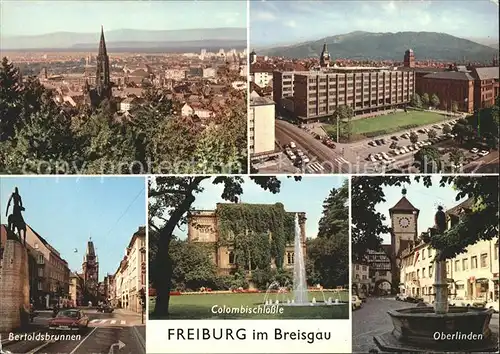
95 25 111 100
320 41 330 68
98 25 107 57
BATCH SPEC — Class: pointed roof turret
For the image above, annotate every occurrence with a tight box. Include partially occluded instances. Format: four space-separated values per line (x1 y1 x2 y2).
389 188 419 216
98 25 107 57
321 41 329 58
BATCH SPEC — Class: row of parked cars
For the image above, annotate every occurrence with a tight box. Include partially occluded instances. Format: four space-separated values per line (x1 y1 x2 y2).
284 141 311 166
470 147 490 157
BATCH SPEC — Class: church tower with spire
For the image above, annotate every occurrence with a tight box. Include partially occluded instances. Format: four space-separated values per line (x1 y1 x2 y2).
320 42 330 68
95 26 111 102
86 26 112 108
82 237 99 302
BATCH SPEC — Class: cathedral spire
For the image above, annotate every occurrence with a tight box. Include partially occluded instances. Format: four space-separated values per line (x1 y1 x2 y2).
98 25 107 57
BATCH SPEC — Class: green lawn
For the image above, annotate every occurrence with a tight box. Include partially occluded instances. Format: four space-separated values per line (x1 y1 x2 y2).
149 291 349 320
324 110 447 137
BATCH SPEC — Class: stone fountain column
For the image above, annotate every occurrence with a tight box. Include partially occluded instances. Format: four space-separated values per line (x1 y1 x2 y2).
433 253 448 314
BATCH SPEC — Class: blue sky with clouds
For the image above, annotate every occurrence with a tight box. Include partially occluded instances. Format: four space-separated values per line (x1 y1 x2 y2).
0 177 146 281
375 176 467 244
173 176 347 240
250 0 499 46
1 1 246 36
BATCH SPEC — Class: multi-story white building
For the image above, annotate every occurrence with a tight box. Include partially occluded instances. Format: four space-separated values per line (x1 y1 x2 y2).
112 227 146 313
249 96 276 157
399 199 499 304
252 71 272 88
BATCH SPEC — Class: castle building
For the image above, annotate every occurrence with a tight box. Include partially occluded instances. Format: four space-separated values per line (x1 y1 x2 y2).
84 26 112 107
187 203 306 275
82 239 99 302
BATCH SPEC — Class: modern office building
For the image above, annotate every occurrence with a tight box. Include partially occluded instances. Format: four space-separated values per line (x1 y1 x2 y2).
273 66 415 122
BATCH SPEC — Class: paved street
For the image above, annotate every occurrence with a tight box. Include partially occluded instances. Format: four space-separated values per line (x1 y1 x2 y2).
275 120 350 173
0 309 145 354
352 297 499 353
267 113 499 174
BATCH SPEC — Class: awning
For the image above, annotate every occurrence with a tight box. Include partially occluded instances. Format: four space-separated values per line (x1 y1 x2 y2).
476 278 489 284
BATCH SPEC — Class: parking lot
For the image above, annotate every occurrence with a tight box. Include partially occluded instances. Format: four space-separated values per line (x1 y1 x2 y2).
348 119 493 172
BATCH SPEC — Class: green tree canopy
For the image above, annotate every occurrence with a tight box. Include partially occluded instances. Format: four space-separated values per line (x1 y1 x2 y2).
351 176 498 262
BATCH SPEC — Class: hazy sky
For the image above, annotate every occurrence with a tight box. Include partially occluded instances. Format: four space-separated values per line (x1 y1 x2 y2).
0 177 146 281
0 0 246 36
375 176 467 244
250 0 500 46
171 176 347 240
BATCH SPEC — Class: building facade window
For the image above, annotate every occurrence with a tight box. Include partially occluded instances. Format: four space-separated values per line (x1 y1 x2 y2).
471 256 478 269
480 253 488 268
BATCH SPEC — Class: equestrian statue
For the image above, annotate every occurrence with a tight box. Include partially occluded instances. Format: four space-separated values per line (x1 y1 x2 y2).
5 187 27 246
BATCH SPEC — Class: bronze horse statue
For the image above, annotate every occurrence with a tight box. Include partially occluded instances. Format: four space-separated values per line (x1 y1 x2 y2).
8 208 27 246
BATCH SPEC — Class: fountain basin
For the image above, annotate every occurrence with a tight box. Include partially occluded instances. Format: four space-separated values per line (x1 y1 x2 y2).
374 306 498 352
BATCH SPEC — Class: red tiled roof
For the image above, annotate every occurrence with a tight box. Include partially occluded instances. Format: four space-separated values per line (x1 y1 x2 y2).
389 196 419 214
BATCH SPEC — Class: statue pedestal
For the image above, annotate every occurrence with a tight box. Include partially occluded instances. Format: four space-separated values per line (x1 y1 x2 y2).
0 239 30 332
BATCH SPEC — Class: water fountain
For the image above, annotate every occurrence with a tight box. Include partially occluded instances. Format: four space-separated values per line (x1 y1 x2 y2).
373 207 498 352
262 214 347 308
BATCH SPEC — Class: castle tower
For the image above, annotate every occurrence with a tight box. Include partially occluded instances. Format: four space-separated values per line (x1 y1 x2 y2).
389 188 419 259
82 238 99 301
95 26 111 102
404 49 415 68
320 42 330 68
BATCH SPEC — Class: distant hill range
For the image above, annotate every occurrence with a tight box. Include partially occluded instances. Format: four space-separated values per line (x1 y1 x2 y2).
0 28 246 52
261 31 499 62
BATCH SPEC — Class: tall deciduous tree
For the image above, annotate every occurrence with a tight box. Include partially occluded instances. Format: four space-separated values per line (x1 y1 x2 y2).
421 93 430 108
414 146 442 173
410 93 422 108
409 131 419 144
430 94 440 109
307 181 349 288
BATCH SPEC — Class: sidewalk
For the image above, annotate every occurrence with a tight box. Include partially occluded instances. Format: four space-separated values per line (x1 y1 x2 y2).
114 308 142 316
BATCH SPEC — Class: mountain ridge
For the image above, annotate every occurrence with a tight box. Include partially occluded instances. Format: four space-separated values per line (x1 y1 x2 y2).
0 28 246 50
261 31 499 62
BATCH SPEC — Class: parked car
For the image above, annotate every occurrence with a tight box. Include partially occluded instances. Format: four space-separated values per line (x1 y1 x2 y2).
405 296 423 303
478 150 489 157
352 295 363 310
97 304 114 313
48 309 89 333
485 301 499 313
375 140 382 146
470 148 479 153
368 141 376 147
391 136 399 141
368 154 377 162
289 142 296 149
395 294 407 301
380 139 387 144
302 156 310 164
389 142 398 149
